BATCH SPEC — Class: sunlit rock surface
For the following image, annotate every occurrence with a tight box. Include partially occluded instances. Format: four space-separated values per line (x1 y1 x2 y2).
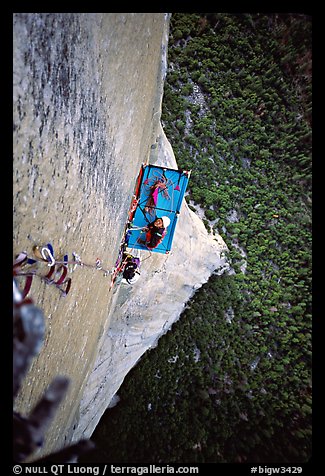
72 125 229 441
13 13 228 458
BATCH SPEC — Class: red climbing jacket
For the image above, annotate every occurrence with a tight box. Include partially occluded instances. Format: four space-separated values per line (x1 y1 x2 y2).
145 223 167 250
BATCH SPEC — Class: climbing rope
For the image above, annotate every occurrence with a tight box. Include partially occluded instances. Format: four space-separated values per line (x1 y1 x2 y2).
13 244 113 299
13 250 72 298
13 165 183 298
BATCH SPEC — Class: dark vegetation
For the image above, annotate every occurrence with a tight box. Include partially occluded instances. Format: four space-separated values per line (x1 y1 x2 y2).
84 13 312 463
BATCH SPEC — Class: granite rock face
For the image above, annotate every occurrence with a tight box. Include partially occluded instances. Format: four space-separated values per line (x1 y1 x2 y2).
13 13 228 458
72 126 229 441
